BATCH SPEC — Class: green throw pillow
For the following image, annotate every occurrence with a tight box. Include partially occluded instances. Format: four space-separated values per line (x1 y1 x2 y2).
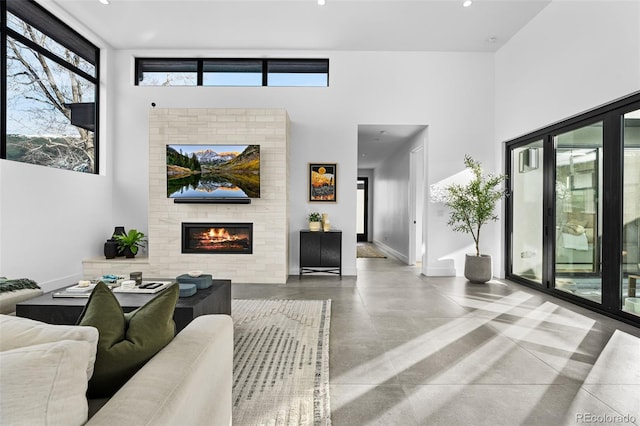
77 281 179 398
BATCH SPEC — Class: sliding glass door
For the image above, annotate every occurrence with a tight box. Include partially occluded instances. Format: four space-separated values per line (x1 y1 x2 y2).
623 109 640 317
509 141 544 284
554 123 603 302
505 92 640 325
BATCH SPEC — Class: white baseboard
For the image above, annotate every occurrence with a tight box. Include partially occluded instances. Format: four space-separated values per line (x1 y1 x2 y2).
39 273 82 292
372 240 408 264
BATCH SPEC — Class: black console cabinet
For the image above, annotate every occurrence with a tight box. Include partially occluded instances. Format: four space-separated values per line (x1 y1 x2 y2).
299 230 342 276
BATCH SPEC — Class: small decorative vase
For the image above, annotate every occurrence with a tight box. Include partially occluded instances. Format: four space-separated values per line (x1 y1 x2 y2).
321 213 330 231
104 240 118 259
309 221 321 232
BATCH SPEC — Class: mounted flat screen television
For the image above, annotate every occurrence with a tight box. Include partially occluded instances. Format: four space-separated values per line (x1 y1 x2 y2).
166 144 260 200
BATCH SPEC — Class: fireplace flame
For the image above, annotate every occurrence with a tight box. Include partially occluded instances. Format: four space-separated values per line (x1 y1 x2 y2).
184 224 252 253
208 228 231 240
203 228 246 244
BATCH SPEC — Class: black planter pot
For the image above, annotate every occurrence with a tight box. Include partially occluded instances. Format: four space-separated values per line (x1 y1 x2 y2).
104 240 118 259
113 226 126 256
122 246 135 259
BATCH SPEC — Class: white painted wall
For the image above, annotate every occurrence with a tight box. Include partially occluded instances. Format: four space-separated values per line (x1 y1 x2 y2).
373 139 414 262
0 159 113 292
410 142 425 266
495 0 640 277
109 50 494 278
373 131 425 262
0 2 114 292
496 0 640 142
5 1 638 288
0 49 494 284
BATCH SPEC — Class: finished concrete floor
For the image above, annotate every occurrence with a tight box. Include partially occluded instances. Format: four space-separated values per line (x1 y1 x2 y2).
231 256 640 426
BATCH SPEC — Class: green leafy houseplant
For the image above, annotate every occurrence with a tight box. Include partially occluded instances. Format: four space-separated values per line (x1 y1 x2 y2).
113 229 146 257
308 212 322 223
444 155 508 257
308 212 322 232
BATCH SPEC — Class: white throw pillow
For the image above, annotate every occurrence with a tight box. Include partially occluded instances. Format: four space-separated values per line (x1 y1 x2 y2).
0 340 91 426
0 314 99 380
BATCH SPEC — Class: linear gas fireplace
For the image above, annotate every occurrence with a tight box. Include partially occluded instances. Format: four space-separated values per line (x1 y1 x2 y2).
182 223 253 254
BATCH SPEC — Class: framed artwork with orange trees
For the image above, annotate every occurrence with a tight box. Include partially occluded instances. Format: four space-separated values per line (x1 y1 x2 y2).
309 163 337 202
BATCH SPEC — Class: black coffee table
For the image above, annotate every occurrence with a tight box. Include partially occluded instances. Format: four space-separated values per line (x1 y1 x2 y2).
16 279 231 334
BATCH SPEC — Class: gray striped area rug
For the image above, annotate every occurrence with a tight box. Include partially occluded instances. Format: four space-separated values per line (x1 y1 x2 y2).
232 299 331 426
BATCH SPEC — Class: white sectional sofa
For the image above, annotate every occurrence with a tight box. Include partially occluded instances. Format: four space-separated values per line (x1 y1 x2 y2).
87 314 233 425
0 314 233 426
0 288 43 314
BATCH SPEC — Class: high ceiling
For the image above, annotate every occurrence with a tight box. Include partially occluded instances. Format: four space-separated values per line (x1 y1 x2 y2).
51 0 551 169
52 0 550 52
358 125 427 169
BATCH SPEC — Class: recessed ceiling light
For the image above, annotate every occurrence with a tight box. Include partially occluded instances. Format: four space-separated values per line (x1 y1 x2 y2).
317 0 326 5
99 0 109 4
463 0 473 7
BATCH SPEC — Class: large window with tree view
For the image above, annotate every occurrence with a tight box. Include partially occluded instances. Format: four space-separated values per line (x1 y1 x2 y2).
1 0 99 173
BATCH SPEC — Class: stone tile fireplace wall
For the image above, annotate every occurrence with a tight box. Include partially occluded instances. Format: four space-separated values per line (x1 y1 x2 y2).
84 108 289 284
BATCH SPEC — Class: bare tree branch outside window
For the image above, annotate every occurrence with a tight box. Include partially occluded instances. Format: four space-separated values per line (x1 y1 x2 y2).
5 14 96 173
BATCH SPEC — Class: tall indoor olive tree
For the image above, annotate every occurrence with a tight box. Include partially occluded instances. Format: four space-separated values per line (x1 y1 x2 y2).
444 155 508 257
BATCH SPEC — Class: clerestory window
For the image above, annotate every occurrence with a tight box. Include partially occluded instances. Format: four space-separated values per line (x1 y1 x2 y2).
135 58 329 87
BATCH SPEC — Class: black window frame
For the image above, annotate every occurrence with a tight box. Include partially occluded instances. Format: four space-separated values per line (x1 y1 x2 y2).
1 0 100 173
504 91 640 327
135 58 329 87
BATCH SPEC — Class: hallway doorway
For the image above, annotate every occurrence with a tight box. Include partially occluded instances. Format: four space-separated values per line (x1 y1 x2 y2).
357 177 369 242
357 124 428 268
